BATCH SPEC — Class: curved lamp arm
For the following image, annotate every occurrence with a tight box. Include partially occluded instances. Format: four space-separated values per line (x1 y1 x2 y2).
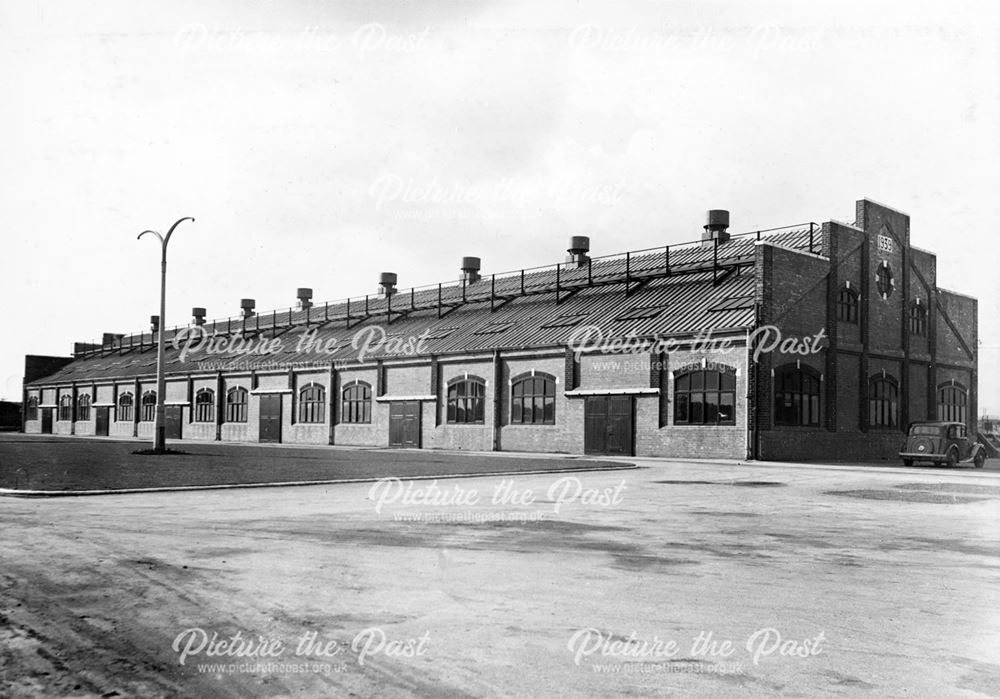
164 216 195 247
138 217 195 261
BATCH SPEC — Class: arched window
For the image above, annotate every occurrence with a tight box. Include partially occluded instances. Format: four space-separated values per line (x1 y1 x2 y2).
298 383 326 423
909 301 927 336
341 381 372 424
26 396 38 421
77 394 91 421
674 368 737 425
195 388 215 422
141 391 157 422
938 384 968 424
869 375 898 428
59 394 72 421
511 372 556 425
447 376 485 424
837 286 859 323
226 387 248 423
774 365 821 427
118 392 133 422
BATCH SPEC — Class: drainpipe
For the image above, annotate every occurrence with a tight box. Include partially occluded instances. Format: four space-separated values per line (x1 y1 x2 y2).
492 349 502 452
215 371 223 441
747 324 759 461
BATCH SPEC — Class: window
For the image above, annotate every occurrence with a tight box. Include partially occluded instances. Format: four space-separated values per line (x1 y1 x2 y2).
875 262 894 298
511 373 556 424
118 392 133 422
77 394 91 421
195 388 215 422
909 302 927 336
868 376 898 428
447 377 485 424
837 287 859 324
26 396 38 421
774 365 821 427
708 296 755 312
226 387 248 423
421 327 458 340
59 394 72 421
674 369 737 425
473 322 515 335
298 383 325 423
141 391 157 421
341 381 372 424
938 385 968 424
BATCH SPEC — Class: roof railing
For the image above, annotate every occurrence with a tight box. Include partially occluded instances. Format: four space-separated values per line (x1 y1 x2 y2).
72 222 818 359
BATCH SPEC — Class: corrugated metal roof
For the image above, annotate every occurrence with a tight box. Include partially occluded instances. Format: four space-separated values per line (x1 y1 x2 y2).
29 227 818 386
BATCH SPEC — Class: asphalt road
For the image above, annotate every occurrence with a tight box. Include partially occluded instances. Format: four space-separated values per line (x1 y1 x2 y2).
1 450 998 696
0 434 628 492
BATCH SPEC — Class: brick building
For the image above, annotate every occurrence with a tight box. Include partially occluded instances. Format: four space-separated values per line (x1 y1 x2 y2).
22 198 978 461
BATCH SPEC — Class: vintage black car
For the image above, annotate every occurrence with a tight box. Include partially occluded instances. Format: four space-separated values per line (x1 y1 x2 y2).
900 421 986 468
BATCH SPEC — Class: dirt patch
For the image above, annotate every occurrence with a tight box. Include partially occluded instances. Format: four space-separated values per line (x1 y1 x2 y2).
654 480 785 487
824 489 990 504
895 483 1000 496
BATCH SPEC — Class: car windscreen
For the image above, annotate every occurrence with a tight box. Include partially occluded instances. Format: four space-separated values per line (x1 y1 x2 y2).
909 425 942 436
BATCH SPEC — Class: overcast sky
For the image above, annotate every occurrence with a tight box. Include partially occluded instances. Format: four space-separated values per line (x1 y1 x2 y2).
1 0 998 412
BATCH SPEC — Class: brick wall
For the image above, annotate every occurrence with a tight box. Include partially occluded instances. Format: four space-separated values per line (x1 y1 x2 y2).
333 367 380 446
636 345 748 459
501 355 576 453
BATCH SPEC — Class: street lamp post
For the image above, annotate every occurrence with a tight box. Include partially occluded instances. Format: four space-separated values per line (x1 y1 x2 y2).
138 217 195 453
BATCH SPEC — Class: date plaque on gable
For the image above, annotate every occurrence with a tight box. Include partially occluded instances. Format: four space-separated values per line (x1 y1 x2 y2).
877 233 893 252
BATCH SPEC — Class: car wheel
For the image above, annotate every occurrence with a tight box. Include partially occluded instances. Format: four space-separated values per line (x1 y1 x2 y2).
946 449 958 468
903 459 913 467
975 452 986 469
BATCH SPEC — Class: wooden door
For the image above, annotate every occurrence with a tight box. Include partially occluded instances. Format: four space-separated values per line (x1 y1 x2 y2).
95 407 110 436
584 396 634 456
164 405 183 440
389 401 421 448
259 394 282 443
41 408 53 434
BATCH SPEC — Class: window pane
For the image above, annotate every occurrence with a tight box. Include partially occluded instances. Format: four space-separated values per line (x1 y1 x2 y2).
705 391 719 423
720 372 736 391
675 393 689 423
719 393 735 424
705 371 719 391
690 372 704 390
691 392 704 423
544 396 555 423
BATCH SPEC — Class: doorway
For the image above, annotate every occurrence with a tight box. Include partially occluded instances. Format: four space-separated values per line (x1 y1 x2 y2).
95 406 110 436
259 394 282 443
389 401 421 448
584 395 634 456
